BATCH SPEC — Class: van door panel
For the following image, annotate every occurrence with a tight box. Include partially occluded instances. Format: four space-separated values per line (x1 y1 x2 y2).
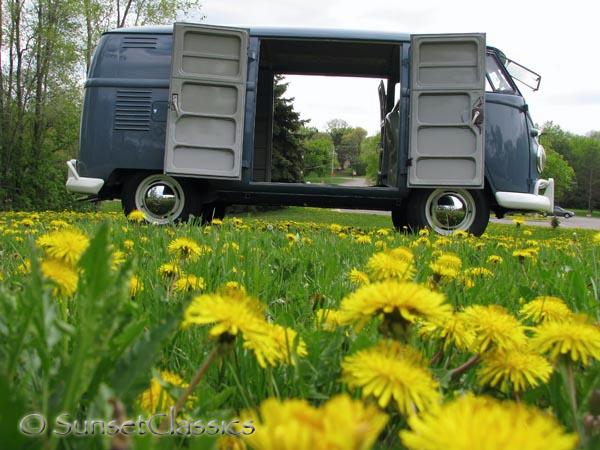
408 34 485 187
165 23 248 179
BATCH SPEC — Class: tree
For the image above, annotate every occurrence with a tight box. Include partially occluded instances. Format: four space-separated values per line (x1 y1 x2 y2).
304 133 334 177
338 127 367 171
541 148 575 204
360 134 381 183
570 136 600 214
0 0 201 210
271 75 307 182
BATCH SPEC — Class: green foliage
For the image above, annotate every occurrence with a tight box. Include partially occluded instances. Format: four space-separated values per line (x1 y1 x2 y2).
271 76 307 182
361 134 381 183
0 224 180 449
304 133 334 177
542 147 575 203
541 122 600 212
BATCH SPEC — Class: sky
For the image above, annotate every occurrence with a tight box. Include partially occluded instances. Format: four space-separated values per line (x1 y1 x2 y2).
183 0 599 136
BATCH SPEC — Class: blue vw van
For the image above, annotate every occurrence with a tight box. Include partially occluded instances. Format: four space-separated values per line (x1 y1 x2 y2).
65 23 553 235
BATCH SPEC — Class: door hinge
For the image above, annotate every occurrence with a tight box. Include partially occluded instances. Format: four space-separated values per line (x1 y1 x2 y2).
521 103 529 113
406 158 413 167
248 50 257 61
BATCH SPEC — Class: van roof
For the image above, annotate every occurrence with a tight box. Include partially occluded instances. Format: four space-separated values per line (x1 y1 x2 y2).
104 24 412 42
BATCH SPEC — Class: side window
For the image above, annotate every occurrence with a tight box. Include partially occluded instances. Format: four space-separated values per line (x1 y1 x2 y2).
485 54 514 93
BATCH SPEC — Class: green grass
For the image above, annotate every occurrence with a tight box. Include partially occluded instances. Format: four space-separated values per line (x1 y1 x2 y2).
571 208 600 218
1 210 599 449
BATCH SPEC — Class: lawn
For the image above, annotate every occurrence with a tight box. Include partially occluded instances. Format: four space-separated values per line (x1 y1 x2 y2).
1 209 599 449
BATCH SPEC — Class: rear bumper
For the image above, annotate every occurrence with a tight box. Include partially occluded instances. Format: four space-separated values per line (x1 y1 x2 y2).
494 178 554 213
65 159 104 195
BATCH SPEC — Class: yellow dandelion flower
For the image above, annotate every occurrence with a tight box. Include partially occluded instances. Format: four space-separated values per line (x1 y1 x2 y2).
355 235 372 244
244 323 308 367
451 230 469 239
319 394 389 450
173 274 206 293
217 436 246 450
36 228 89 266
111 250 126 270
478 348 553 393
418 228 430 237
315 309 344 331
242 398 319 450
512 216 526 226
429 253 462 279
349 268 370 285
513 248 537 261
159 263 181 278
49 219 70 229
487 255 503 264
127 209 146 223
531 316 600 366
219 281 248 298
182 293 265 338
41 258 78 297
20 218 35 227
366 251 415 282
376 228 390 236
338 281 451 330
411 236 431 248
593 232 600 245
18 258 31 274
138 370 187 414
342 340 439 415
400 394 577 450
167 237 203 261
520 296 573 323
130 275 143 297
212 218 223 226
329 223 343 233
418 313 475 351
123 239 134 250
461 305 527 353
464 267 494 278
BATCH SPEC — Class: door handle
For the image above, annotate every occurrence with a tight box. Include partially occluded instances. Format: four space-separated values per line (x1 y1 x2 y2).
171 93 181 117
470 96 484 133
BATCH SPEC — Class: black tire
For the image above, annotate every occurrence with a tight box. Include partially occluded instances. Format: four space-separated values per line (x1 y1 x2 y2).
391 205 410 232
121 173 201 224
201 202 227 224
405 188 490 236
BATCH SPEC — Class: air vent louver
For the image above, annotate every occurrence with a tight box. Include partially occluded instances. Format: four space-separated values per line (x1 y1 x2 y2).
121 36 158 49
114 89 152 131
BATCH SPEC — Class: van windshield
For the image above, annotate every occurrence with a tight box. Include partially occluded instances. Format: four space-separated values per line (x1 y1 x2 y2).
485 54 514 93
504 58 541 91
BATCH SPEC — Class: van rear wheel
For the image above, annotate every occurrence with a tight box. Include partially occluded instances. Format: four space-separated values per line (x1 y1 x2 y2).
406 188 489 236
122 173 200 224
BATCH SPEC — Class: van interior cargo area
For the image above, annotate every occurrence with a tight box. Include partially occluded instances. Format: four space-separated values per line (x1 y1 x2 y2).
252 38 401 184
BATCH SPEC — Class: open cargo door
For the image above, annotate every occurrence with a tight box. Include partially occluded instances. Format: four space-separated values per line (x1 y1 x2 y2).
165 23 248 179
408 33 485 187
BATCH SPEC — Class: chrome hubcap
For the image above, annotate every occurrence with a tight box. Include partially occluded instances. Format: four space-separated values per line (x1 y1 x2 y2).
425 189 476 235
134 175 185 224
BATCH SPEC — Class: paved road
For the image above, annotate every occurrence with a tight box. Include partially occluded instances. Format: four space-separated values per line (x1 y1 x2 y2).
490 216 600 230
332 177 600 230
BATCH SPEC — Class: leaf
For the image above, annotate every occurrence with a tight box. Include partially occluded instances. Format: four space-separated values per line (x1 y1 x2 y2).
109 309 182 404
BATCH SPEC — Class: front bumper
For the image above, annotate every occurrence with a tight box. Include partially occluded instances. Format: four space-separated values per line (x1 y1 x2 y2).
495 178 554 213
65 159 104 195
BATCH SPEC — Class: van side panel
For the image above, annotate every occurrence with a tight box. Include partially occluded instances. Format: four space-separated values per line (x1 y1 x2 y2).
78 33 172 182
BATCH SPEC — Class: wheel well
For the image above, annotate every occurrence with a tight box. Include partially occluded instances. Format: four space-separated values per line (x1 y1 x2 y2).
105 169 219 205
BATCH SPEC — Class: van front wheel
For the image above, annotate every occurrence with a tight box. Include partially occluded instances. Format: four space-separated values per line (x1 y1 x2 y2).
406 188 489 236
122 173 200 224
